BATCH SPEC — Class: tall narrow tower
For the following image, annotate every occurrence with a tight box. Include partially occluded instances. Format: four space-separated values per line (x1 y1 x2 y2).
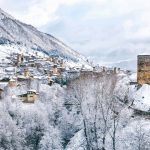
137 55 150 85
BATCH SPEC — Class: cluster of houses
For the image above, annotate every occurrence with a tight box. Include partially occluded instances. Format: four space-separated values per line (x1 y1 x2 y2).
0 51 66 103
0 50 128 104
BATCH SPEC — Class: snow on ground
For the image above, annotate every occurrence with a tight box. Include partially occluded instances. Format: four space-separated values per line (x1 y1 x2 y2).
116 72 150 112
0 44 47 61
65 61 92 70
117 72 150 111
0 44 91 69
128 73 137 82
115 118 150 150
133 84 150 111
65 130 86 150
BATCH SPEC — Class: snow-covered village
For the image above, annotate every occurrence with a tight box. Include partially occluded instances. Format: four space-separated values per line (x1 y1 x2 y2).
0 1 150 150
0 44 131 103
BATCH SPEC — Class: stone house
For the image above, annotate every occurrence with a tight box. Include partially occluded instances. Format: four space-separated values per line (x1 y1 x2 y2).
60 59 65 68
18 90 39 103
24 68 30 78
8 79 17 87
52 65 59 75
17 53 24 66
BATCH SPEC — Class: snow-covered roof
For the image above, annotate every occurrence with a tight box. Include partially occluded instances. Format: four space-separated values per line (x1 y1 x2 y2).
28 89 37 93
9 78 16 82
17 75 26 79
5 67 16 72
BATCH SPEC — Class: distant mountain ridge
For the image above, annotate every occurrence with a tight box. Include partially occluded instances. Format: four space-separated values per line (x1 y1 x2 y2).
0 8 87 63
106 59 137 71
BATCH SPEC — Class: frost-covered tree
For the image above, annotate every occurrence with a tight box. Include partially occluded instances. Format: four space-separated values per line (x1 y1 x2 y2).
0 84 64 150
68 73 130 150
68 73 96 150
117 120 150 150
0 100 25 150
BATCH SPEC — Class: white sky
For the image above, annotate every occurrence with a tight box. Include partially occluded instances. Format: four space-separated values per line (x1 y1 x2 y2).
0 0 150 63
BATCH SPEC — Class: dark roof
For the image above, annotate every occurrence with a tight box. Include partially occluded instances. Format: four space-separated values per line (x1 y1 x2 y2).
18 94 27 97
0 88 4 91
0 78 10 82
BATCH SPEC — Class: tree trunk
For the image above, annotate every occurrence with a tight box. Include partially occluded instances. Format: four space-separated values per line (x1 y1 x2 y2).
112 137 116 150
112 119 116 150
102 137 106 150
93 97 99 149
94 117 98 149
83 119 91 150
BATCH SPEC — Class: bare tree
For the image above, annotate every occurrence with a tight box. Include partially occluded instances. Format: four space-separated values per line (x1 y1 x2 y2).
68 72 129 150
68 73 95 150
94 74 118 150
133 122 150 150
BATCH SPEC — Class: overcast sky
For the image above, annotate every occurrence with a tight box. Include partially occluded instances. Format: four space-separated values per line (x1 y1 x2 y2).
0 0 150 64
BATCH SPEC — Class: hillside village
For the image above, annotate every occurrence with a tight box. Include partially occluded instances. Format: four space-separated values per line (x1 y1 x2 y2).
1 7 150 150
0 44 149 111
0 47 150 104
0 46 130 104
0 48 149 149
0 48 67 102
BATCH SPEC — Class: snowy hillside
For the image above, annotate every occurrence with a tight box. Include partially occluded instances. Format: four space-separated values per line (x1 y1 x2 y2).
0 44 91 70
1 7 150 150
0 8 89 65
0 62 149 149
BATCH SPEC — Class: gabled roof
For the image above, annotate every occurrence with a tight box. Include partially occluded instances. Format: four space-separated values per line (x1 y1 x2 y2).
18 93 27 97
28 89 37 93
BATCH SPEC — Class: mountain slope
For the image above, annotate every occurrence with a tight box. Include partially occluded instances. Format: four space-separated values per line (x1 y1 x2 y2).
0 8 87 63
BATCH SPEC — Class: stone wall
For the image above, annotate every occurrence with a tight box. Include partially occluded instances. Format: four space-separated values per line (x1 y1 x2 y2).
137 55 150 85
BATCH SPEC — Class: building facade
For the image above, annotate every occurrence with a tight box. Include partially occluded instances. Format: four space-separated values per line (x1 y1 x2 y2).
137 55 150 85
18 90 38 103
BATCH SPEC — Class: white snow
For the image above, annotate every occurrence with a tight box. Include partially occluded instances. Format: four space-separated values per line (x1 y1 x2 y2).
0 7 91 67
129 73 137 82
133 84 150 110
66 130 85 150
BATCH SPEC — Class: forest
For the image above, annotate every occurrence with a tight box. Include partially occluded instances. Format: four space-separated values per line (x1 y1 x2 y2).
0 73 150 150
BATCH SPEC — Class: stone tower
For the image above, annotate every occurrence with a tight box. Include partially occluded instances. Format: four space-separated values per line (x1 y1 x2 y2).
137 55 150 85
